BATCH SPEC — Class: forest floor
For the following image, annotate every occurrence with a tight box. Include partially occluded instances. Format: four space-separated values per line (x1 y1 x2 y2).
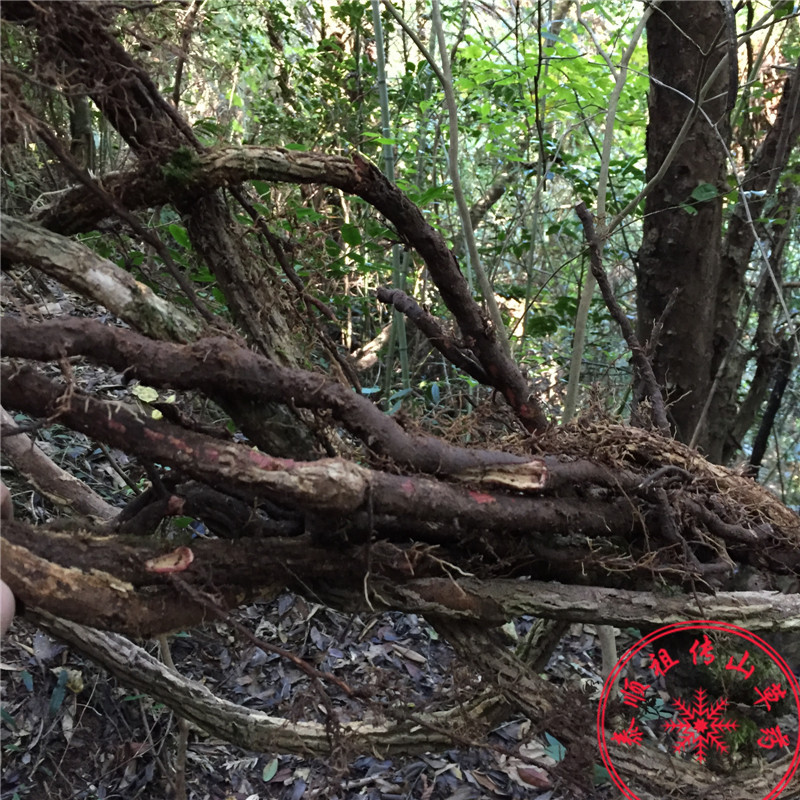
0 579 620 800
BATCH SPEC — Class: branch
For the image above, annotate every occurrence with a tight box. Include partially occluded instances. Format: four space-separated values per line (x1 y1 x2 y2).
0 316 529 476
564 1 655 422
574 203 670 433
30 609 492 756
451 165 518 260
747 338 796 474
608 742 794 800
1 364 643 546
430 0 511 357
4 323 797 583
459 579 800 630
0 406 117 521
376 287 490 383
29 145 550 432
1 215 201 343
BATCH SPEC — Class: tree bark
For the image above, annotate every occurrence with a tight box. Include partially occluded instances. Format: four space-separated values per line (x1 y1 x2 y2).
637 0 730 451
2 0 315 455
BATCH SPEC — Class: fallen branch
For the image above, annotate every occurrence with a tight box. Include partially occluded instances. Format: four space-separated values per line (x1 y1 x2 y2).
29 609 504 756
0 215 200 343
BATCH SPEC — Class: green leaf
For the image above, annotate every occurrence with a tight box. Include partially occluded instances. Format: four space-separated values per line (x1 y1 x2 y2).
690 182 718 202
262 757 279 782
412 184 453 205
553 295 578 321
461 43 484 59
363 134 397 145
132 385 159 403
48 670 68 716
679 203 698 216
340 223 363 246
526 314 559 337
294 206 324 222
168 224 191 249
544 731 566 762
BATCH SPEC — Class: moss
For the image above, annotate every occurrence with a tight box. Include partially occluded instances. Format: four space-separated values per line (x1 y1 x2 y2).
161 146 203 189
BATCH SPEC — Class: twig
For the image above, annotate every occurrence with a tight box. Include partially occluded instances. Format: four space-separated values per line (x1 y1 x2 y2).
230 186 362 392
158 634 188 800
637 465 693 490
29 116 216 326
574 203 669 433
171 0 204 109
376 287 489 382
563 1 655 422
646 288 680 356
430 0 511 357
97 441 141 494
380 0 445 84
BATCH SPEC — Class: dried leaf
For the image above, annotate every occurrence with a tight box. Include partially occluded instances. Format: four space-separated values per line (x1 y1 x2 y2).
517 766 551 789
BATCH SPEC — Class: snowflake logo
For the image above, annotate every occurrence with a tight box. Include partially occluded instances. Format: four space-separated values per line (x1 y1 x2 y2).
663 687 738 763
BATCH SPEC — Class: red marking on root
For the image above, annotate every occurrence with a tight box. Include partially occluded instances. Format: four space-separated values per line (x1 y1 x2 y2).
248 449 293 470
166 495 185 515
201 447 219 463
401 479 415 495
468 490 496 504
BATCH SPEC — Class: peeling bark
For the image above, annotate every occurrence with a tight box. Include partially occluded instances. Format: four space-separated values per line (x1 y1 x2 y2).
1 215 201 342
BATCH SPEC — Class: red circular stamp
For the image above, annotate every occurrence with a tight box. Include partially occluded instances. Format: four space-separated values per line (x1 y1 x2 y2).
597 620 800 799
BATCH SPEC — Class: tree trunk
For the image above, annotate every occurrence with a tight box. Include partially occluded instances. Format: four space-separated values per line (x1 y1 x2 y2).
6 0 315 456
637 0 730 452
